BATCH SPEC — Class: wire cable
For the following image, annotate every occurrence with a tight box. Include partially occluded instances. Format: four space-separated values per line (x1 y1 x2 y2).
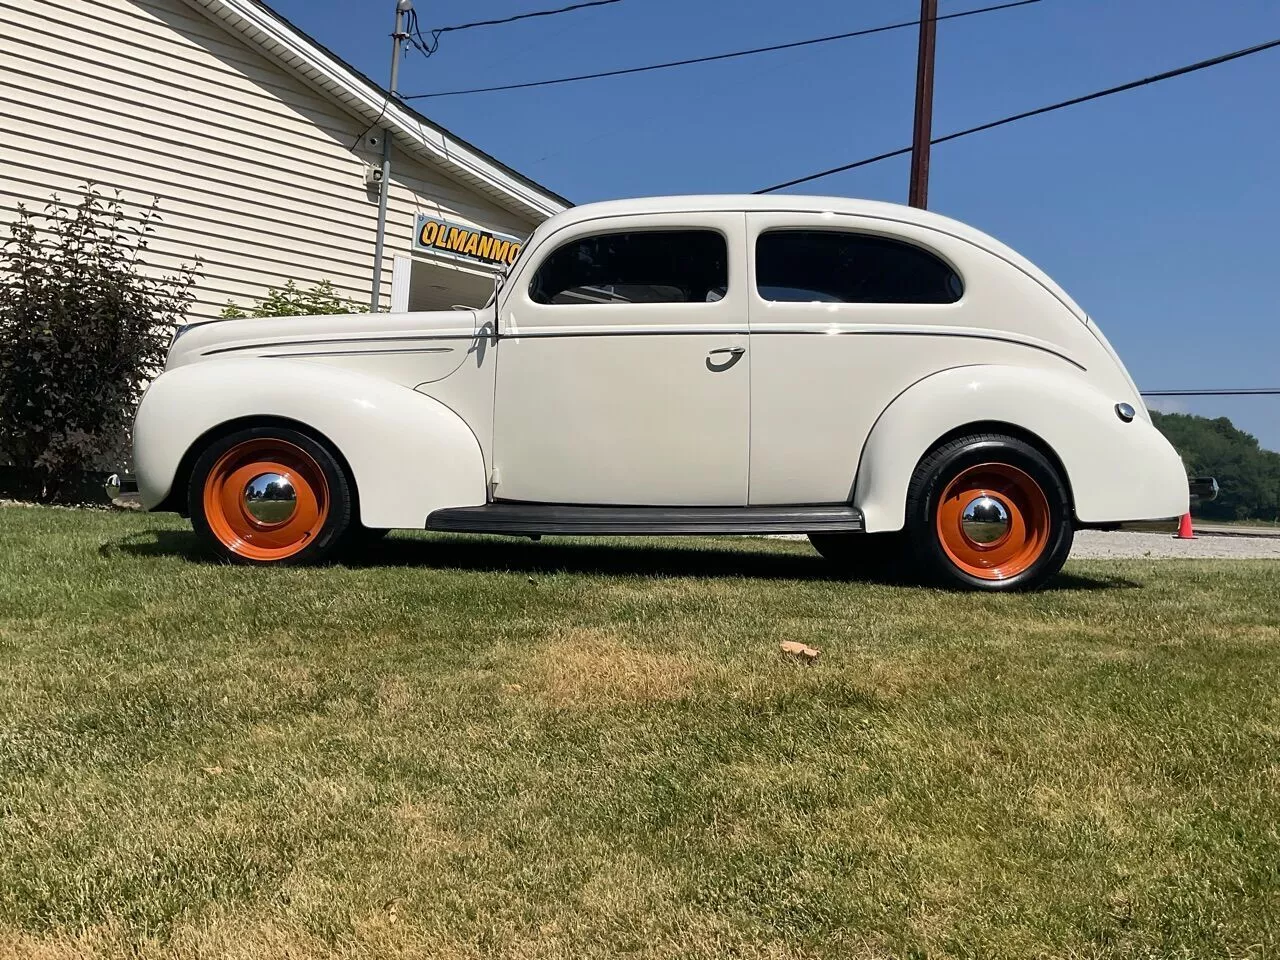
408 0 623 60
350 98 390 152
434 0 622 34
402 0 1042 100
406 7 437 57
755 36 1280 193
1141 389 1280 397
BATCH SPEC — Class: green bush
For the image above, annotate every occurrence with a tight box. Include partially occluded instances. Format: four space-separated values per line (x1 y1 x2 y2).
221 279 366 319
0 188 198 496
1151 410 1280 521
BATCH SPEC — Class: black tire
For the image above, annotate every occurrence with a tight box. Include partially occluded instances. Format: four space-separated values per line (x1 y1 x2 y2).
809 532 908 580
188 425 353 566
904 433 1073 591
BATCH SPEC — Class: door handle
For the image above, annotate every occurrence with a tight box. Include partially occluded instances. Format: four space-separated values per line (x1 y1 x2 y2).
706 346 745 372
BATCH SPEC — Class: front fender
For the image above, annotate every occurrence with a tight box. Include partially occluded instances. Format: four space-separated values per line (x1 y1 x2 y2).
134 358 488 528
854 365 1188 532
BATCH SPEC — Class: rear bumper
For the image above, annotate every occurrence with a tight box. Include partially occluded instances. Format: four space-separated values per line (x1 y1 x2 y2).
1081 476 1218 531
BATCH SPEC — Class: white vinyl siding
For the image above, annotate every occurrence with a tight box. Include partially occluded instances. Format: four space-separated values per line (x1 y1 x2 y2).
0 0 540 319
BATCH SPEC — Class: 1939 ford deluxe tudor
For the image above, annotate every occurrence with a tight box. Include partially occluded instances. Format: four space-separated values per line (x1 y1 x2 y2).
132 195 1190 590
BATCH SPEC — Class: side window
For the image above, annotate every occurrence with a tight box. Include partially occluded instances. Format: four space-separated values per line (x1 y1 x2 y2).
756 230 963 304
530 230 727 305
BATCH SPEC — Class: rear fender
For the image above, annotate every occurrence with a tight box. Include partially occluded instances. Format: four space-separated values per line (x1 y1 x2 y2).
854 365 1188 532
134 358 487 528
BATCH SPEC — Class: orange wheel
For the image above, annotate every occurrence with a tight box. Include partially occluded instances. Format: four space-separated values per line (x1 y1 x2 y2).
200 438 331 562
934 462 1051 581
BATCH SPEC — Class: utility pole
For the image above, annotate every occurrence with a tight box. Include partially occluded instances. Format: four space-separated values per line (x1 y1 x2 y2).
908 0 938 209
370 0 413 313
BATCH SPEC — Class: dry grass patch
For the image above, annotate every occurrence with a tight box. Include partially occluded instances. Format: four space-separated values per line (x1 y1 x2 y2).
374 675 417 716
521 628 709 708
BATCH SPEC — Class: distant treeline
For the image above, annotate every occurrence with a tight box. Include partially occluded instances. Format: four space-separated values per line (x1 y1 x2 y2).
1151 411 1280 521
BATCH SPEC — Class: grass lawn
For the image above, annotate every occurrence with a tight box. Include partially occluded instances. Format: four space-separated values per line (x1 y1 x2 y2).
1 504 1278 959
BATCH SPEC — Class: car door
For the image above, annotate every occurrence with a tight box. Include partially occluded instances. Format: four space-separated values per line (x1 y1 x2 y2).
491 212 750 506
745 211 968 505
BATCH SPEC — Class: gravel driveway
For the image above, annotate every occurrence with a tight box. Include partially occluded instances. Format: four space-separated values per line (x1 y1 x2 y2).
772 528 1280 560
1071 529 1280 560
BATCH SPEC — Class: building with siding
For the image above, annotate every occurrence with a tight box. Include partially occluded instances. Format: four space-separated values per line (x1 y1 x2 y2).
0 0 570 320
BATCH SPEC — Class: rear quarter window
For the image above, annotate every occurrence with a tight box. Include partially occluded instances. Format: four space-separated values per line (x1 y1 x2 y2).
756 230 963 304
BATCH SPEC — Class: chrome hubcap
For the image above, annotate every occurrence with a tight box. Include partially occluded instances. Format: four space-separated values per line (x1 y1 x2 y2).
242 472 297 525
960 495 1011 545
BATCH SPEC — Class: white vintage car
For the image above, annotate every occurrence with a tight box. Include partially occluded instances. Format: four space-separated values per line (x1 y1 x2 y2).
132 195 1189 590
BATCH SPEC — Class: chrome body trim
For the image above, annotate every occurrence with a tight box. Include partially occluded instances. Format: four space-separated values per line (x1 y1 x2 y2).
202 334 478 357
271 347 455 359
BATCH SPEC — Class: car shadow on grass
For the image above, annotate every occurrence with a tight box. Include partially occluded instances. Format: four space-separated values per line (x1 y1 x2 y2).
110 529 1139 591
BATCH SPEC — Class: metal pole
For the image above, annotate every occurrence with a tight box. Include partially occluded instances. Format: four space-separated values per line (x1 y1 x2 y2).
908 0 938 209
370 0 412 313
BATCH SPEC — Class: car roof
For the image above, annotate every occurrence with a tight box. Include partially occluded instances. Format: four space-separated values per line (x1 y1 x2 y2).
537 195 1085 322
551 193 963 226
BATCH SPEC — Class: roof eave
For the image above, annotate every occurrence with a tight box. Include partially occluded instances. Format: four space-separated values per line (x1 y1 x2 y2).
183 0 570 222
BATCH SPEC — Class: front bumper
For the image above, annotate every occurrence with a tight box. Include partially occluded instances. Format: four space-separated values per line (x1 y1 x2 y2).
105 473 141 507
1189 477 1219 501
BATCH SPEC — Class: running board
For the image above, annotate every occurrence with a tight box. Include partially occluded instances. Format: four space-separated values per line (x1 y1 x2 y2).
426 503 864 536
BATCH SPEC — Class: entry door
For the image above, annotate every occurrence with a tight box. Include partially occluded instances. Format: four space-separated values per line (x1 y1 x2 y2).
492 214 749 506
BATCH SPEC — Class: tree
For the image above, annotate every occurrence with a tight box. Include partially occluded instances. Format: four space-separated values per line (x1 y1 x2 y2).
1150 410 1280 521
221 279 366 319
0 188 198 497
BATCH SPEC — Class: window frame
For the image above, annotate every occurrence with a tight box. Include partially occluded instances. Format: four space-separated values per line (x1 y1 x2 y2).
752 225 966 308
526 227 732 309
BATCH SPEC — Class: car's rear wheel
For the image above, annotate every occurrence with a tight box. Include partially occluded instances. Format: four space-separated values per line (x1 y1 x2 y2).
189 426 352 565
905 433 1072 591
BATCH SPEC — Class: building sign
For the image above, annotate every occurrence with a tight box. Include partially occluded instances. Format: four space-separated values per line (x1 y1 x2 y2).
413 215 524 269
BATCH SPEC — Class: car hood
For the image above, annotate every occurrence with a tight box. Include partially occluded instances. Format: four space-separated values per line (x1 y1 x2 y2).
165 309 482 370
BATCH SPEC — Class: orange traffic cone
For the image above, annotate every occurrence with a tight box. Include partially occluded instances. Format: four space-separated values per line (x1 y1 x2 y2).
1175 513 1196 540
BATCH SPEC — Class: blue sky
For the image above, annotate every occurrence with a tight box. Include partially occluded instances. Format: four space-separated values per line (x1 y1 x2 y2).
272 0 1280 450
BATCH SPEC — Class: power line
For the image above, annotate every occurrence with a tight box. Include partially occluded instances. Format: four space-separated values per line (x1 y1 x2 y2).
434 0 621 34
406 6 439 57
352 0 616 151
408 0 622 58
402 0 1042 100
756 36 1280 193
1142 389 1280 397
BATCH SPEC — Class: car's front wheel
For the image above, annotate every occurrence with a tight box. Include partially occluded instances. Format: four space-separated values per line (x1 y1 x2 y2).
189 426 352 565
904 433 1073 591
